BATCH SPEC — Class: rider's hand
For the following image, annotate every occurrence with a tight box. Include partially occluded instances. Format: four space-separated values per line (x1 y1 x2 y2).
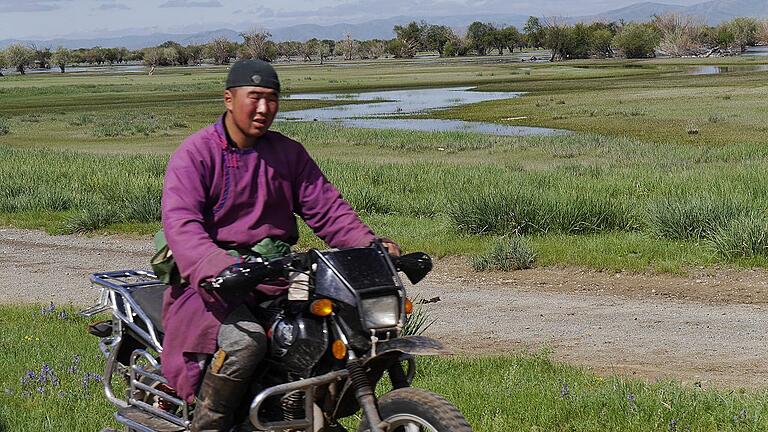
381 238 401 257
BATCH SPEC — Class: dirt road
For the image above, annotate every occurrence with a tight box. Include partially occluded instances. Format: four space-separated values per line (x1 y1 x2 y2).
2 227 767 388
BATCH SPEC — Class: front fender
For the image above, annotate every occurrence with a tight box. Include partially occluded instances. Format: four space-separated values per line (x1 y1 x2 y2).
330 336 449 420
374 335 450 357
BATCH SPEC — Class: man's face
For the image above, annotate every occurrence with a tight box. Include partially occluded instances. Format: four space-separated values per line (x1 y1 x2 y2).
224 86 279 139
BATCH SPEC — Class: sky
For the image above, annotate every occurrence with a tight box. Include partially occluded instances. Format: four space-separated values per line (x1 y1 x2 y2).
0 0 707 40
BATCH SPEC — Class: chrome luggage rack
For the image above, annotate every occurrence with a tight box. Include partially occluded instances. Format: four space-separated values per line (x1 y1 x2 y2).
81 269 165 352
82 270 191 431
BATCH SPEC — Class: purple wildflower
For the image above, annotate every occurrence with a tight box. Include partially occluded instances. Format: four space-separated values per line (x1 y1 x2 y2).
81 372 103 390
733 408 748 424
68 354 81 374
21 370 36 386
58 390 66 398
560 384 570 398
626 393 638 411
669 418 679 432
58 310 68 320
36 386 45 394
38 364 60 386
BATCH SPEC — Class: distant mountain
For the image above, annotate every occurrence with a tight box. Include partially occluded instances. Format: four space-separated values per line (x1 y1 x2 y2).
0 1 765 50
573 2 687 23
0 30 240 50
270 15 530 41
575 0 768 24
0 13 529 49
684 0 768 24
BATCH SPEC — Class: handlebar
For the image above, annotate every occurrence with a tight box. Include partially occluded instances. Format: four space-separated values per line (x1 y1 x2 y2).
201 246 432 293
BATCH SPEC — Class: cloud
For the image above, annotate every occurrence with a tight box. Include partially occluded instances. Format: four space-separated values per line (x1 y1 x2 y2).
159 0 223 7
0 0 70 13
97 0 130 10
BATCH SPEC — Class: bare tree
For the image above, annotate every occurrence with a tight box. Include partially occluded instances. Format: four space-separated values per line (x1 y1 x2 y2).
186 44 205 65
4 43 35 74
276 41 300 62
759 20 768 45
0 50 7 76
653 13 703 56
240 29 275 61
341 32 358 60
50 46 72 73
207 37 236 65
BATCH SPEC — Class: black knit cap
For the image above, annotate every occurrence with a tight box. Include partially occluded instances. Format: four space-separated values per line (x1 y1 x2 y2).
225 59 280 93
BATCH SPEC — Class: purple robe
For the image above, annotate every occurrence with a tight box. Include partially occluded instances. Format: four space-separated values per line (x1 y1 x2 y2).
160 116 375 401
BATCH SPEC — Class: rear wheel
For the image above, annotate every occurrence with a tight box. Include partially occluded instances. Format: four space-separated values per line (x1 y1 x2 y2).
357 388 472 432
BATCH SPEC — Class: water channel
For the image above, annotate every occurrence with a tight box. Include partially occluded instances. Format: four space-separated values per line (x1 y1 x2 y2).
688 64 768 75
281 87 564 136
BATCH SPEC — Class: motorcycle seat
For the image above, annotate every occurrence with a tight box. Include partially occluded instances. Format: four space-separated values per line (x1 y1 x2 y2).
130 283 167 336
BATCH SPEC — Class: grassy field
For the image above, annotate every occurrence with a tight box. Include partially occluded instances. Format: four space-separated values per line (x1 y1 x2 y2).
2 56 768 272
2 304 768 432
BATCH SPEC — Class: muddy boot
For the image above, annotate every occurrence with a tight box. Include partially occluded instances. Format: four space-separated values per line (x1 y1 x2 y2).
190 368 249 432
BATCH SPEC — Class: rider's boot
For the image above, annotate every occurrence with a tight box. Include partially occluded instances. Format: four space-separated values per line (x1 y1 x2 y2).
190 368 249 432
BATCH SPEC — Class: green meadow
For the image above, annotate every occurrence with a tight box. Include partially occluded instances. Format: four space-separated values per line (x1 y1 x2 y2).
2 56 768 272
3 304 768 432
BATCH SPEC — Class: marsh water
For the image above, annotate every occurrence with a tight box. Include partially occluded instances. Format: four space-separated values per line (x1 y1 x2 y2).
1 65 147 75
744 46 768 57
282 87 563 136
688 64 768 75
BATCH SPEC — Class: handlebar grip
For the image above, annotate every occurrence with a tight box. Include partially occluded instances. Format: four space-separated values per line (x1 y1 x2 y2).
202 259 281 292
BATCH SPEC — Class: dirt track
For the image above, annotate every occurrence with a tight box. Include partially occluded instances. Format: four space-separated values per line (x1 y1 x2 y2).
2 227 768 388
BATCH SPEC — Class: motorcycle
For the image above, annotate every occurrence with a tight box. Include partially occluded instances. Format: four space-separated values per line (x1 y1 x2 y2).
81 242 473 432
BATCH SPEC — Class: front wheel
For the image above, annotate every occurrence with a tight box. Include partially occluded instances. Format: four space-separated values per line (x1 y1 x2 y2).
357 388 472 432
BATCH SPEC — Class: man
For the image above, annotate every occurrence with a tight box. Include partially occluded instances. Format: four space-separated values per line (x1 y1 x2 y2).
160 59 397 431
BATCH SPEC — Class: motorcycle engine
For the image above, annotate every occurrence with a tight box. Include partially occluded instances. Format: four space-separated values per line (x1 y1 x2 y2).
268 314 329 374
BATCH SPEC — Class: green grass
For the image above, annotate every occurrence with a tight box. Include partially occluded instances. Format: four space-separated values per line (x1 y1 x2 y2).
3 57 768 272
2 304 768 431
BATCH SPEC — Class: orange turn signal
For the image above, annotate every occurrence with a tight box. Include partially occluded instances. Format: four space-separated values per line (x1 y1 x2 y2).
310 299 334 317
332 340 347 360
404 298 414 315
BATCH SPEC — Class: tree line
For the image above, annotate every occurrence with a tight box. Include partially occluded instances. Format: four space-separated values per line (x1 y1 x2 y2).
2 14 767 75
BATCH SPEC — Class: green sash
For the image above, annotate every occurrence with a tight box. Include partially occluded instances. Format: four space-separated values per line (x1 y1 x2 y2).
150 230 291 285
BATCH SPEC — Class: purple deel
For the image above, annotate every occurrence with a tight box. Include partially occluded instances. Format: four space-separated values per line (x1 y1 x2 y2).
160 116 375 402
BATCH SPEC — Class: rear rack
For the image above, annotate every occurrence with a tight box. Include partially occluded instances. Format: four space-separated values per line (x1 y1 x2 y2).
81 270 165 353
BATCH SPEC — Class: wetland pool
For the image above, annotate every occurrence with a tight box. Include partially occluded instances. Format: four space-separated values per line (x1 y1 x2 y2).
688 64 768 75
281 87 565 136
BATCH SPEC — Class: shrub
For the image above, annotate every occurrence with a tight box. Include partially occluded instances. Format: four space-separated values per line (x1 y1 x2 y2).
472 236 536 271
63 205 121 234
614 24 661 59
646 194 751 240
710 213 768 259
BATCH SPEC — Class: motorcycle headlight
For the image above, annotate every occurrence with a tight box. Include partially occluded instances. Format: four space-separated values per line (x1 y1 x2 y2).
360 296 400 329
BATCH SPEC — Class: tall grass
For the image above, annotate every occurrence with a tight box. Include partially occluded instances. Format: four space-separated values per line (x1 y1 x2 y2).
4 142 768 262
0 146 166 233
710 213 768 259
472 236 537 271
